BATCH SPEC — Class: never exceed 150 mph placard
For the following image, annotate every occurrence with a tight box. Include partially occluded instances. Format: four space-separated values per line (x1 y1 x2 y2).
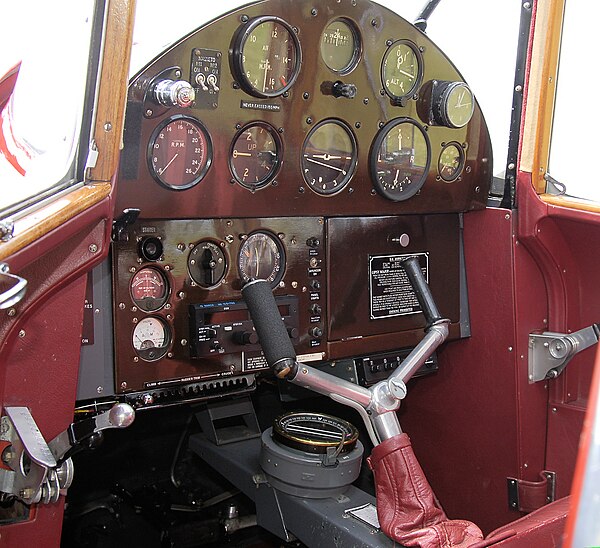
369 253 429 320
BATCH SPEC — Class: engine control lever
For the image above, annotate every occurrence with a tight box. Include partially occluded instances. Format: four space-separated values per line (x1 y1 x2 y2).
241 279 297 379
48 403 136 463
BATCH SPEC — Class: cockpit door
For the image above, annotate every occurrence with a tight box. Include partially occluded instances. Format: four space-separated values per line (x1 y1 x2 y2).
0 0 135 544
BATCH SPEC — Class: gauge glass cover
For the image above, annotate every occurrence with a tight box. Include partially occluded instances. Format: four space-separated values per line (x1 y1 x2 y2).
438 143 464 182
230 123 281 189
443 83 474 128
233 17 301 98
130 267 169 312
370 118 431 201
132 317 170 361
320 19 360 74
301 120 357 195
188 240 228 288
238 231 285 287
148 116 212 190
381 40 422 103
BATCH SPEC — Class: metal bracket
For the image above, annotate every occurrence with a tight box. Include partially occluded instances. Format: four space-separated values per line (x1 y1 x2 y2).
111 208 140 242
528 325 599 383
0 263 27 309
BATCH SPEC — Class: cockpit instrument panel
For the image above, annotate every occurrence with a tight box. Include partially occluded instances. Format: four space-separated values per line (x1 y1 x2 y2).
109 0 493 408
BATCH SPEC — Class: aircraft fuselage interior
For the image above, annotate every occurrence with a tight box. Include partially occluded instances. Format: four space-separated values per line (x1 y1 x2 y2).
1 0 599 546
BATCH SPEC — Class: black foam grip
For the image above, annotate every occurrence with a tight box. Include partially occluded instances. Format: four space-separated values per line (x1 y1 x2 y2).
401 256 443 327
242 280 297 370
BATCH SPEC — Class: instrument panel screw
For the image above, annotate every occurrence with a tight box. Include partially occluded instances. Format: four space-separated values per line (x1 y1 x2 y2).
371 19 378 27
278 233 285 240
515 85 523 92
385 39 393 46
132 317 138 324
177 291 186 299
303 92 310 100
121 382 128 389
104 122 112 132
523 2 531 9
508 346 513 352
119 303 126 310
278 127 284 133
181 339 188 346
474 186 480 193
380 89 385 96
419 46 425 53
355 122 361 129
240 14 249 22
129 267 136 273
508 163 516 170
7 308 16 317
299 186 305 194
363 98 369 105
97 386 103 394
167 352 174 358
378 121 385 128
306 117 313 124
225 235 234 244
311 8 317 16
89 244 98 253
145 109 153 117
18 330 25 338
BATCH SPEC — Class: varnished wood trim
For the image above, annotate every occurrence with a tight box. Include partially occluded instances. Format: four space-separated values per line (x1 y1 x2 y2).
542 193 600 215
87 0 137 183
0 183 111 261
520 0 565 193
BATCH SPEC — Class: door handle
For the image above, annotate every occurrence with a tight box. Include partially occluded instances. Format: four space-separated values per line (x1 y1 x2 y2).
0 263 27 309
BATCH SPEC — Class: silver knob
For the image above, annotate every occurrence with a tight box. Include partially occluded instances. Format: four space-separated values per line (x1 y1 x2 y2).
154 79 195 108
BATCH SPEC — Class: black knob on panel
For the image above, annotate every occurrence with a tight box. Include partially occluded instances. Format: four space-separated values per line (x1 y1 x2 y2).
310 280 321 291
306 237 321 248
332 80 357 99
287 327 299 339
233 331 259 346
310 327 323 338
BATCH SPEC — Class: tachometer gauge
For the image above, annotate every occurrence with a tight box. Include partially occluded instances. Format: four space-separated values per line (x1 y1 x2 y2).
230 122 282 190
231 16 301 98
320 19 361 74
432 81 474 128
132 317 171 361
148 115 212 190
370 118 431 201
301 119 357 196
238 231 285 287
130 267 169 312
438 142 465 182
381 40 423 105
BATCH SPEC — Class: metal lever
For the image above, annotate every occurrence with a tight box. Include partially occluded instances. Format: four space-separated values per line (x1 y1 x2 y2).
0 404 135 505
528 324 600 382
0 263 27 309
48 403 135 463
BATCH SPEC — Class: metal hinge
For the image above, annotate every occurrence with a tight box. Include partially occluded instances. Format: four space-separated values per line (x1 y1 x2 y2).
507 471 556 513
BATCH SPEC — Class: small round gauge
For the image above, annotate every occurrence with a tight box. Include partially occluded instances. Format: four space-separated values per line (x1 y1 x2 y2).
130 267 169 312
301 119 357 196
238 231 285 287
188 240 228 288
433 81 474 128
320 19 361 74
231 16 301 98
230 123 282 190
381 40 423 104
148 115 212 190
132 317 171 361
370 118 431 201
438 142 465 182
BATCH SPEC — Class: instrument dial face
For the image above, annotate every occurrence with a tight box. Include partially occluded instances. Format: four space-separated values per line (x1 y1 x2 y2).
370 118 431 201
132 317 170 361
320 19 360 74
232 17 301 98
441 82 474 128
238 231 285 287
301 120 357 196
148 116 212 190
438 143 465 182
188 240 228 288
230 123 281 189
130 267 169 312
381 40 423 104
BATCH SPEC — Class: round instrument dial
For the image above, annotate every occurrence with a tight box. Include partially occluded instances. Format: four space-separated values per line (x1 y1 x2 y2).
370 118 431 201
132 317 170 361
381 40 423 104
148 116 212 190
301 120 357 196
130 267 169 312
433 81 474 128
320 19 361 74
232 16 301 98
188 240 228 288
438 142 465 182
238 231 285 287
230 123 282 190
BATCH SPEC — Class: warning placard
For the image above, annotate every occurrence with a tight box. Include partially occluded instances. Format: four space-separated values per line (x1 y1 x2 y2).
369 253 429 320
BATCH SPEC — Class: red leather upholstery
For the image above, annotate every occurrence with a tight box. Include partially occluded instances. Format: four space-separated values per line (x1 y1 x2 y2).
473 496 570 547
368 433 484 547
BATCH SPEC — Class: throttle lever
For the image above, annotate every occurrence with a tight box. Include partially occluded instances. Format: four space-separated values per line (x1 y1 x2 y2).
48 403 135 463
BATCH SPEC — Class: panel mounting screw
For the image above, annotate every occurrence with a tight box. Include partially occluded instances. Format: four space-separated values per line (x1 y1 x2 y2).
18 330 25 338
7 308 16 317
89 244 98 253
146 109 153 117
311 8 317 16
104 122 112 132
